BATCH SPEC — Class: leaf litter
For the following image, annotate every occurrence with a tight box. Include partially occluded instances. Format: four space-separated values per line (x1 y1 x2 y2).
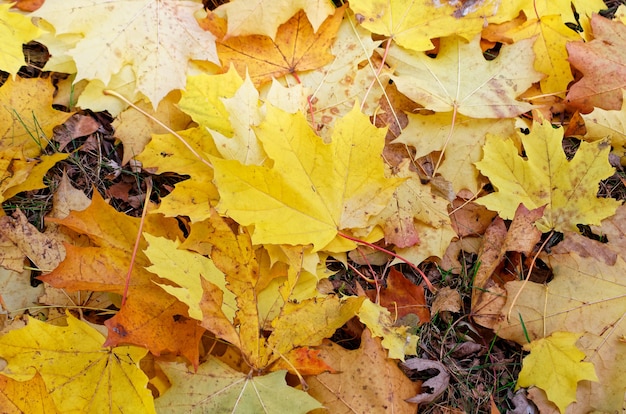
1 1 626 413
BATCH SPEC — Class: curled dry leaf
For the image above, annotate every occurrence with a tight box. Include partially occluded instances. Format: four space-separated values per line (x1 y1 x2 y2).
402 358 450 405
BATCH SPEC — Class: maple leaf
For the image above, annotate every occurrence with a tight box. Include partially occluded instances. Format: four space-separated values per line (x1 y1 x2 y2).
215 7 345 87
0 77 72 157
112 90 192 165
386 36 541 118
0 371 59 414
475 118 620 233
143 234 236 322
395 112 516 193
213 0 335 39
137 127 220 222
566 14 626 112
506 15 581 95
0 3 42 76
373 160 454 255
41 191 205 364
495 249 626 413
298 20 385 137
0 150 67 205
516 332 598 414
0 313 155 413
178 68 244 137
581 89 626 154
349 0 522 52
195 211 364 369
32 0 219 106
155 357 322 413
520 0 606 36
210 74 267 165
358 298 419 360
306 329 420 413
212 104 403 251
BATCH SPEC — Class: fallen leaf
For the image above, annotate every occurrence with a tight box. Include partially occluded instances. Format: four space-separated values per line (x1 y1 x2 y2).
306 329 420 414
42 191 204 364
506 15 581 95
358 298 419 360
0 210 65 272
216 7 345 87
0 77 72 157
403 358 450 405
476 118 620 232
32 0 219 106
374 160 453 250
155 357 322 413
212 104 402 251
367 267 430 324
472 205 544 329
387 36 541 118
566 14 626 112
517 332 598 414
349 0 521 52
432 286 462 315
136 127 220 222
0 4 42 76
395 113 516 193
0 371 58 414
0 313 155 413
495 250 626 413
581 89 626 157
112 90 192 165
214 0 335 39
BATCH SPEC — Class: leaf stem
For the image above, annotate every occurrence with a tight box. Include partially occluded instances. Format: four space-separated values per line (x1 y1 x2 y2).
338 231 436 293
121 177 153 307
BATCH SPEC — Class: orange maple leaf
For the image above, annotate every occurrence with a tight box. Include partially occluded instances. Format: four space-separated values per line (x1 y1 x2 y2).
214 6 345 86
42 191 205 365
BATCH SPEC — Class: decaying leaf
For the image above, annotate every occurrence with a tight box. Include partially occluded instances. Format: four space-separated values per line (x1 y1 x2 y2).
476 118 620 232
402 358 450 405
306 329 420 414
566 14 626 112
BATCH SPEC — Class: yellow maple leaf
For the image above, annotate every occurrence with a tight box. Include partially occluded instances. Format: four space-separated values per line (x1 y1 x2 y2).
522 0 606 37
194 211 364 369
476 118 620 232
137 127 220 222
0 77 72 157
358 299 419 361
213 0 335 39
178 68 244 137
395 112 516 193
143 234 236 322
495 249 626 413
386 36 542 118
0 371 59 414
0 313 154 413
0 3 42 76
506 15 581 96
517 332 598 413
582 89 626 155
350 0 522 52
212 104 403 251
32 0 219 106
155 357 322 413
